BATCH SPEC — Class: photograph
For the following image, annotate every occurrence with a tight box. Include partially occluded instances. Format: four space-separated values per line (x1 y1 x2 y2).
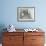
17 7 35 22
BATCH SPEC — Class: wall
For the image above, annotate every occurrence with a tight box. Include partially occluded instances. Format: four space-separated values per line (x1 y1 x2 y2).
0 0 46 30
0 0 46 43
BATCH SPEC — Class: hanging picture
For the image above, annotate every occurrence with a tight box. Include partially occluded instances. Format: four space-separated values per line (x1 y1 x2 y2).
17 7 35 22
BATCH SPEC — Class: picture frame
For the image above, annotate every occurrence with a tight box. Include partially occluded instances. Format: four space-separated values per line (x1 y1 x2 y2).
17 7 35 22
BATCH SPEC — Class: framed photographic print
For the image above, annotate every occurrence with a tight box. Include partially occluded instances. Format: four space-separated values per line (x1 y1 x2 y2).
17 7 35 22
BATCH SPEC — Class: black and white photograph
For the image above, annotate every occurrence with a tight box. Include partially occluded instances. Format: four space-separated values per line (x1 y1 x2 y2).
17 7 35 22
